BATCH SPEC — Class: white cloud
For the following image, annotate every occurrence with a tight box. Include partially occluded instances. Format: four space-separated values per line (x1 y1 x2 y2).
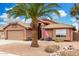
0 13 9 18
0 12 32 24
72 23 78 26
72 22 78 31
5 7 13 11
26 18 32 23
0 13 10 23
50 10 67 20
21 18 32 24
58 10 67 17
71 17 76 22
52 13 59 19
71 17 79 31
0 13 21 24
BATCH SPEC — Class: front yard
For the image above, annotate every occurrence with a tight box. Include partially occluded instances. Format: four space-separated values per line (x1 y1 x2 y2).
0 40 79 56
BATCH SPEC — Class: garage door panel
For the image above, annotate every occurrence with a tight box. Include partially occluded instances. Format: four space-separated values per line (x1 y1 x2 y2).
7 30 24 40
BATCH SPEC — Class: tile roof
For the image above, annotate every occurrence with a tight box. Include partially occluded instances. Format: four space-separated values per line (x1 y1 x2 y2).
0 19 75 31
44 24 74 29
18 22 31 28
0 21 31 31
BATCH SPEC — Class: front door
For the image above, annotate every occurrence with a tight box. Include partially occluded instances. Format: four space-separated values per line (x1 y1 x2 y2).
38 23 42 39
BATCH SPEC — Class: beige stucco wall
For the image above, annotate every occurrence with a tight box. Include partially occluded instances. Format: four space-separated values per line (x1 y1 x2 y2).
26 29 32 38
73 32 79 41
0 31 5 39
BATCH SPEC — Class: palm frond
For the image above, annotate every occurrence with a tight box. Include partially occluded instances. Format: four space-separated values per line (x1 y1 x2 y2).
70 4 79 16
38 9 60 17
46 3 59 8
7 3 60 21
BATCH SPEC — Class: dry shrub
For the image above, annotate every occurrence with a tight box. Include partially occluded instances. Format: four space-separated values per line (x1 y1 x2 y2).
60 50 79 56
68 45 74 50
45 45 60 53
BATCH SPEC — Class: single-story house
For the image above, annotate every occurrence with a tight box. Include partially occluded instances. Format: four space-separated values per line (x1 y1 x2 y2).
0 19 75 41
43 23 75 41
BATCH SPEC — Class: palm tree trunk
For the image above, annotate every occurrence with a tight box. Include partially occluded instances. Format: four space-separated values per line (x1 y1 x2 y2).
31 17 39 47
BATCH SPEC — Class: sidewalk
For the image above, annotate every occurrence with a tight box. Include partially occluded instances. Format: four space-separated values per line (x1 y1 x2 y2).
0 52 18 56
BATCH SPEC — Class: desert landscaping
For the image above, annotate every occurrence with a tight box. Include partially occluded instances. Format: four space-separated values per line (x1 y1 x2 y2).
0 40 79 56
0 3 79 56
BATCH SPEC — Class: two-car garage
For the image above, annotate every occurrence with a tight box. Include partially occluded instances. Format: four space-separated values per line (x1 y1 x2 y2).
7 30 24 40
2 22 32 40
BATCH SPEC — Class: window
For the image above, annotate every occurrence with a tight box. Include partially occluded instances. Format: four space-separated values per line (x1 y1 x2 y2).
56 29 66 37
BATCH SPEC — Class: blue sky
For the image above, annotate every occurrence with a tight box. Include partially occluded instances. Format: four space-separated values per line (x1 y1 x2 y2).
57 3 74 24
0 3 76 26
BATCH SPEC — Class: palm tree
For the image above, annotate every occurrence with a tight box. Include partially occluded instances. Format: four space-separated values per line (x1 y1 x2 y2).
71 3 79 31
7 3 60 47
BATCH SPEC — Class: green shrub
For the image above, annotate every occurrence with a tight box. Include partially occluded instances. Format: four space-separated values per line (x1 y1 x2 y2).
55 38 64 42
45 45 60 53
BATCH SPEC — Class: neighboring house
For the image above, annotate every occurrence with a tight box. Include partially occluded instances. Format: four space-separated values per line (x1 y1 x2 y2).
0 27 4 39
0 19 75 41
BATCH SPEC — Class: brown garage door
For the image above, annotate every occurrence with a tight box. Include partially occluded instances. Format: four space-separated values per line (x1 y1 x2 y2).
7 30 24 40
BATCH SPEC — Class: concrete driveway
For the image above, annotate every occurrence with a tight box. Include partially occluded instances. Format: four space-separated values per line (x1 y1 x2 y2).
0 40 49 56
0 40 32 56
0 40 32 45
